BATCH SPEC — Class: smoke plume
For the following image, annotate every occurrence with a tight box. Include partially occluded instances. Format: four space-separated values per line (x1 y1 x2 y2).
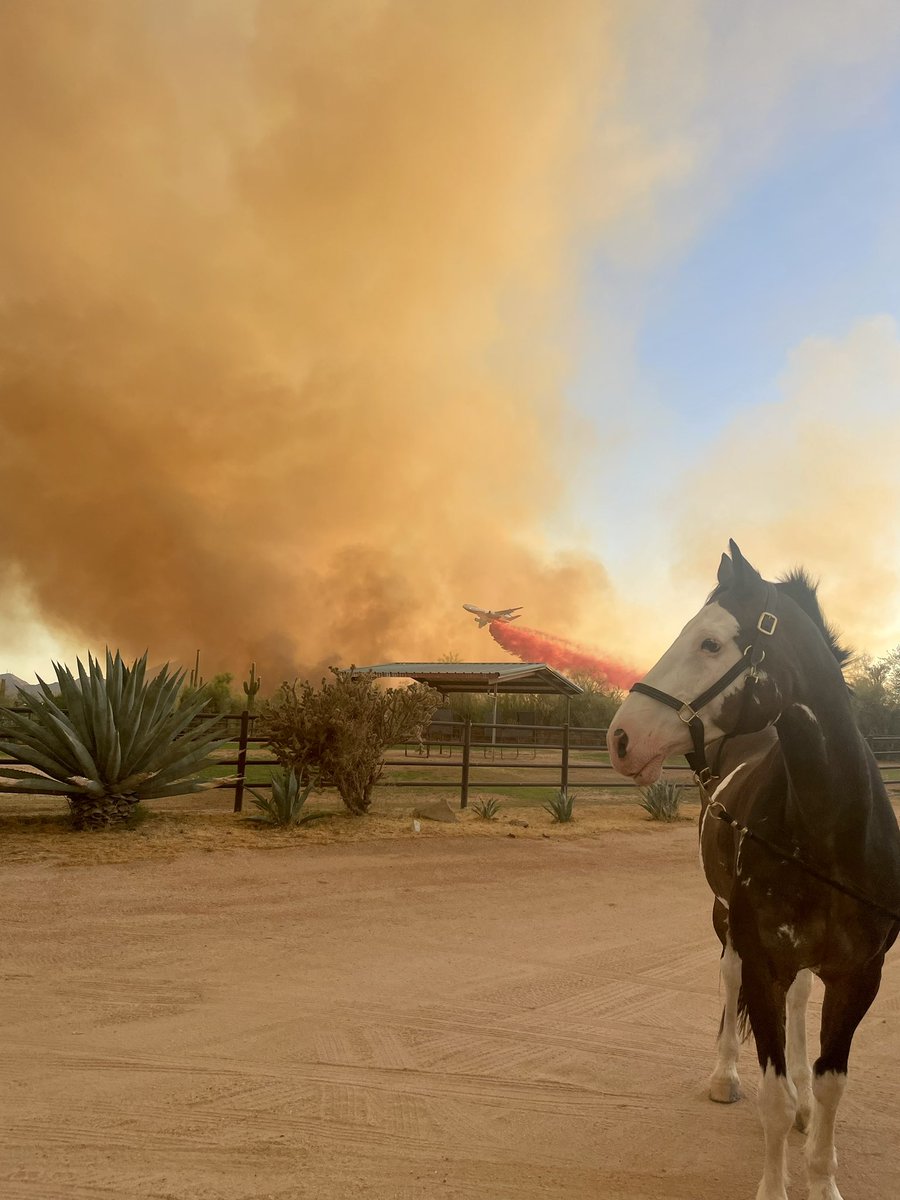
488 621 639 690
0 1 665 681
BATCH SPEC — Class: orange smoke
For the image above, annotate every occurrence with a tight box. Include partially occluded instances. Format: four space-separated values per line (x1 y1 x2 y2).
488 621 640 690
0 1 656 682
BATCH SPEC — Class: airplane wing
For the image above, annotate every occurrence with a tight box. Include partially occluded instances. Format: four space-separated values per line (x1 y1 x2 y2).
463 603 522 626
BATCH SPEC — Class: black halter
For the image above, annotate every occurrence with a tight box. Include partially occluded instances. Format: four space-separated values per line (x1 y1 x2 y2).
629 588 779 787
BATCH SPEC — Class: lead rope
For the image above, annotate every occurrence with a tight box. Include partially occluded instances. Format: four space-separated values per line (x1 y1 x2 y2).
701 782 900 923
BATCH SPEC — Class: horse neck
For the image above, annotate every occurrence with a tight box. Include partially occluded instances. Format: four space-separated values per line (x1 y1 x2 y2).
774 647 874 842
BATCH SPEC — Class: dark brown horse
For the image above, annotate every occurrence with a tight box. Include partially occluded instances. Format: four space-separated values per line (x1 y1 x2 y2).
608 542 900 1200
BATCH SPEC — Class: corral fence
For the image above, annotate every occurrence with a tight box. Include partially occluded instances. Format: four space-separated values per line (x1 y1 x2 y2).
2 708 898 812
210 714 900 812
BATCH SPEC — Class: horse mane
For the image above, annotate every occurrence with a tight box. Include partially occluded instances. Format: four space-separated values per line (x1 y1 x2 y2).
775 568 852 668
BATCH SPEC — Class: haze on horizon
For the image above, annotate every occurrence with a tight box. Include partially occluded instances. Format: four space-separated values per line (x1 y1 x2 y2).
2 1 900 685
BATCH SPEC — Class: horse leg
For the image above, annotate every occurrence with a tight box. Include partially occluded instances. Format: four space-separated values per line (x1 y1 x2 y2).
805 960 884 1200
733 914 794 1199
710 933 743 1103
786 968 813 1132
752 1011 795 1200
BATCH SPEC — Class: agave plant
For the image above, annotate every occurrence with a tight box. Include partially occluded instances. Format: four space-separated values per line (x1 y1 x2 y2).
639 778 682 822
543 788 575 823
246 767 330 828
472 796 501 820
0 650 228 829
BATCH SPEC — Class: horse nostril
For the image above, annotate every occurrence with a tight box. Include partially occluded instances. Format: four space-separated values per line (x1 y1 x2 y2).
614 727 628 760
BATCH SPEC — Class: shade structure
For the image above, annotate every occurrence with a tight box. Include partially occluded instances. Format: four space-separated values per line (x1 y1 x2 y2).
343 662 582 696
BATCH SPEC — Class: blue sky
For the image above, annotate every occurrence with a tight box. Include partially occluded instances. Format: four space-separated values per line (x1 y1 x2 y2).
637 83 900 439
568 55 900 645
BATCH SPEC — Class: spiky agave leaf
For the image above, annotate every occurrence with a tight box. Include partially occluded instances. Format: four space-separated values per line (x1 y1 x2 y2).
0 651 227 826
639 779 682 822
472 796 501 820
246 767 329 827
543 788 575 823
0 768 75 793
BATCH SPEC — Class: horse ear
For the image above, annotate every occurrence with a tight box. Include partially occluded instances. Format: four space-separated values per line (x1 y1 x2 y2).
728 539 763 594
717 552 734 588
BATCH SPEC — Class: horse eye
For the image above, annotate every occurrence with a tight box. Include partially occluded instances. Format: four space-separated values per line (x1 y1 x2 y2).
701 638 721 653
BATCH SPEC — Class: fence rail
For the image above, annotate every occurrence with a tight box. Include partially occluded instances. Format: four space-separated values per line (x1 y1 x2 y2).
1 709 898 811
210 715 900 812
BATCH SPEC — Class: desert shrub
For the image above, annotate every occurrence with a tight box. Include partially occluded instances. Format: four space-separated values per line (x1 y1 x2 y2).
178 672 241 714
0 651 226 829
568 674 625 729
472 796 501 820
258 669 441 815
543 788 575 823
639 778 682 822
246 767 330 828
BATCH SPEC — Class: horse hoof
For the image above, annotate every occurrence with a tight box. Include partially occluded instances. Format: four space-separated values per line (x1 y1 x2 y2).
709 1077 743 1103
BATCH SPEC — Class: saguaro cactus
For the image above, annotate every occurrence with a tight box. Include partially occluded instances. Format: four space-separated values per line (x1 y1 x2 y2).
189 649 203 690
243 661 261 712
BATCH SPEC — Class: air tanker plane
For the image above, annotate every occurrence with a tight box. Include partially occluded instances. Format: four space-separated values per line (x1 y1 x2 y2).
462 604 522 628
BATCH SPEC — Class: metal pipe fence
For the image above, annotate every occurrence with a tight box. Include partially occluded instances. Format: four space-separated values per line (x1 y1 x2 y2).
214 716 900 812
1 709 898 811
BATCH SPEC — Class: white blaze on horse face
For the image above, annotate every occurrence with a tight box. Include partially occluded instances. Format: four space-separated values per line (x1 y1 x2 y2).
607 602 743 785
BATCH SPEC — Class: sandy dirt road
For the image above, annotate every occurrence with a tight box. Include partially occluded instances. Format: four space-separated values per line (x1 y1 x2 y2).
2 828 898 1199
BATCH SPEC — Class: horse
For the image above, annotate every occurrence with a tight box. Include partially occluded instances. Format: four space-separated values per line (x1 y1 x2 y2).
607 541 900 1200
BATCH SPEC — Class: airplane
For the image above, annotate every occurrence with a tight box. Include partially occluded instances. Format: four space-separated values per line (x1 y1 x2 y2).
463 604 523 628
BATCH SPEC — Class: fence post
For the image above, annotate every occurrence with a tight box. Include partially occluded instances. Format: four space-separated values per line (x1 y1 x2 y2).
460 718 471 809
233 709 250 813
561 721 570 797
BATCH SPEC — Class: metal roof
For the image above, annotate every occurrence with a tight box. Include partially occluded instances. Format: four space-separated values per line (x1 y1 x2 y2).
344 662 583 696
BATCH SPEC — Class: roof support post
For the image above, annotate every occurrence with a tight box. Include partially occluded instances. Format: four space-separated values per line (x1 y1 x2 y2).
561 719 570 798
460 718 471 809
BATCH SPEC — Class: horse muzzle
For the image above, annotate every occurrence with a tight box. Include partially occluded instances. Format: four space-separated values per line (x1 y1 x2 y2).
606 697 691 784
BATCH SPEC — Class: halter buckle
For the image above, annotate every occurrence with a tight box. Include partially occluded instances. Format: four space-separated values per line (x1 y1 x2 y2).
677 702 698 725
744 644 766 680
757 611 778 636
694 766 714 789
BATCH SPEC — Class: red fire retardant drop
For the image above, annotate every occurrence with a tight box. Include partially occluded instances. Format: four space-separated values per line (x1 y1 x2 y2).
489 621 640 691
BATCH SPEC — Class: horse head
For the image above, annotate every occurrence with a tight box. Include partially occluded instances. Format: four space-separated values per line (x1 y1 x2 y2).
607 540 841 787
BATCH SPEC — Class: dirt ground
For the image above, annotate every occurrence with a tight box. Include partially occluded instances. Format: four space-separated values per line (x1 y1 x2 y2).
2 810 899 1199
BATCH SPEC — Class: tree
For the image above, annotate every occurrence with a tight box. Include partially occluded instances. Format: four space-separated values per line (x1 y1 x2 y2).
567 673 625 729
258 669 441 814
178 671 239 714
847 649 900 735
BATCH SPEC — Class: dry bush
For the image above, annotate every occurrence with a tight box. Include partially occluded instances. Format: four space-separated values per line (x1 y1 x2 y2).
258 669 441 814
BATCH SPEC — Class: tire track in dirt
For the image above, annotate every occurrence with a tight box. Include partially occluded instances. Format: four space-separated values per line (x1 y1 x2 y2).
3 832 899 1199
